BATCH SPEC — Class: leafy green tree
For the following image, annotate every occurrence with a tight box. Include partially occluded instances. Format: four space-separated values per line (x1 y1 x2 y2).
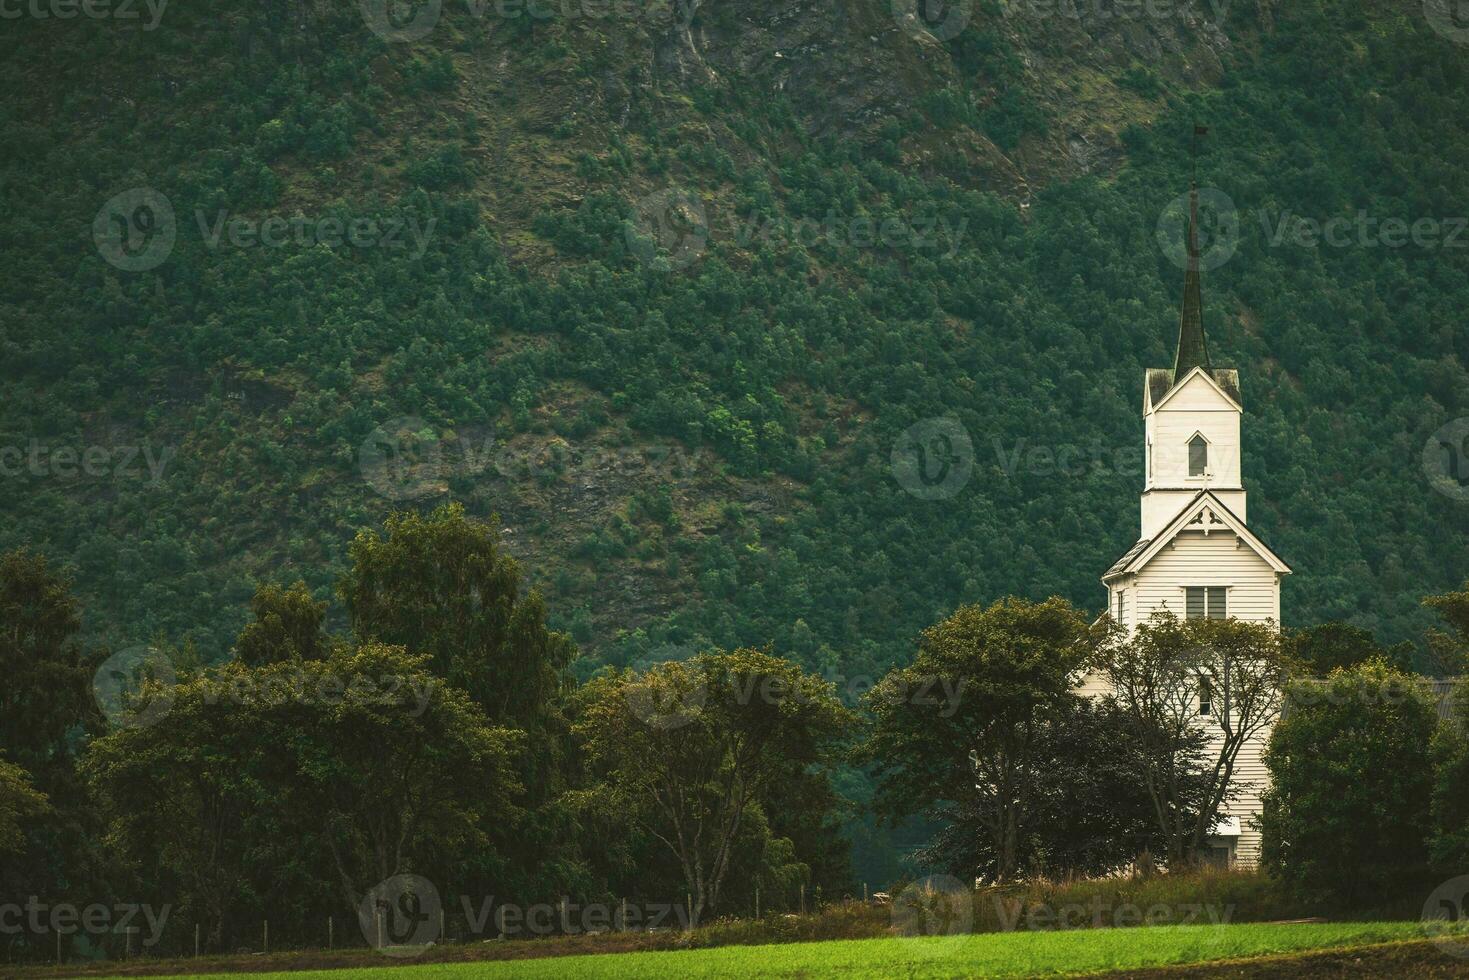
1096 613 1293 866
914 696 1165 880
1425 581 1469 676
83 643 519 949
0 548 99 769
234 580 330 666
0 549 104 944
0 756 48 854
339 503 575 726
263 644 521 911
338 503 582 902
862 597 1099 882
1260 660 1437 905
1431 680 1469 869
1290 622 1406 676
573 648 851 926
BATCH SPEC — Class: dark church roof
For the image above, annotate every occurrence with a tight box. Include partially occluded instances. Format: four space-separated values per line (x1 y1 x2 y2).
1104 537 1152 579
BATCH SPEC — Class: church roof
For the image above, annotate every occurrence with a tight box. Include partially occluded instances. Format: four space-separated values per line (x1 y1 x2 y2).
1104 537 1152 579
1102 490 1292 583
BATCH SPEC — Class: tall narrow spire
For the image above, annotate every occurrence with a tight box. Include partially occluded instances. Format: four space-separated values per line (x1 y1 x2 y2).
1172 181 1211 383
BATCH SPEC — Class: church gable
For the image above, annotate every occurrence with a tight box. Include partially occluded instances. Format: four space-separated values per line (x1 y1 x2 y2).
1150 366 1242 415
1106 492 1291 584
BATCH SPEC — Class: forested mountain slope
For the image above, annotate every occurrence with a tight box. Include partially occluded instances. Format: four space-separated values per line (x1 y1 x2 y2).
2 0 1468 687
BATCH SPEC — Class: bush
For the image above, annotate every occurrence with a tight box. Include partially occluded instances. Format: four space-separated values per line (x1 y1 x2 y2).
1260 661 1438 906
1432 680 1469 867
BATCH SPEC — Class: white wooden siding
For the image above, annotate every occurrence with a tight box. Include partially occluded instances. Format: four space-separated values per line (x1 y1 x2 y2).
1132 532 1278 624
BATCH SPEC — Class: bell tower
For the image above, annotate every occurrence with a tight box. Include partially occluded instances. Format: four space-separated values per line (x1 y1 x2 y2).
1140 183 1246 538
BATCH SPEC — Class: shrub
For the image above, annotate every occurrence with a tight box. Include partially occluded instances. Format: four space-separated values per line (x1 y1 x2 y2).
1260 660 1437 906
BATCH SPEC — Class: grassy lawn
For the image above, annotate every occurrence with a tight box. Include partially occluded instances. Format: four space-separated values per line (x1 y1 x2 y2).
96 921 1437 979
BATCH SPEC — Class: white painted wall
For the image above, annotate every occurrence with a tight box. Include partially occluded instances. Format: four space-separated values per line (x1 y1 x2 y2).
1143 371 1245 537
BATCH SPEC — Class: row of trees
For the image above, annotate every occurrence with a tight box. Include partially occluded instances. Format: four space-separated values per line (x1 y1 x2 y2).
4 504 1468 960
0 507 854 960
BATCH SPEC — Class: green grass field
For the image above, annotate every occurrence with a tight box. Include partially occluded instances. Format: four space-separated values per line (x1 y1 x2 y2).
102 921 1440 979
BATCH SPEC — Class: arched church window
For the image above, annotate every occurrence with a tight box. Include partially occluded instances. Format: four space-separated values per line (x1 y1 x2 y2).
1188 434 1208 477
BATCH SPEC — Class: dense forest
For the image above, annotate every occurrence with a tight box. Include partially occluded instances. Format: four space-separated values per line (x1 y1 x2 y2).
3 0 1469 881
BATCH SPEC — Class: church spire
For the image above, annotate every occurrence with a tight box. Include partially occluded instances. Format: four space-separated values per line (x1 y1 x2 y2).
1173 181 1212 383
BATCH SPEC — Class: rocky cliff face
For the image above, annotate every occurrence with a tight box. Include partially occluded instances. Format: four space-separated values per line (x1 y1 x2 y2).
640 0 1248 191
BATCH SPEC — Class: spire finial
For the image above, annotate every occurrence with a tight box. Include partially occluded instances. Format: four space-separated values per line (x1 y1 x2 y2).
1174 125 1212 383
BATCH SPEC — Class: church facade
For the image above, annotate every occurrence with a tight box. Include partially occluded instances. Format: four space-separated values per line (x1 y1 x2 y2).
1093 186 1292 867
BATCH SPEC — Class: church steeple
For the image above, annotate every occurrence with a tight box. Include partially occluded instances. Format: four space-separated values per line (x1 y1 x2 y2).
1172 182 1212 383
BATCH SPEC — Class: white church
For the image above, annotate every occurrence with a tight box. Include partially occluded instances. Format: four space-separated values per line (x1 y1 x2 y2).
1092 185 1292 867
